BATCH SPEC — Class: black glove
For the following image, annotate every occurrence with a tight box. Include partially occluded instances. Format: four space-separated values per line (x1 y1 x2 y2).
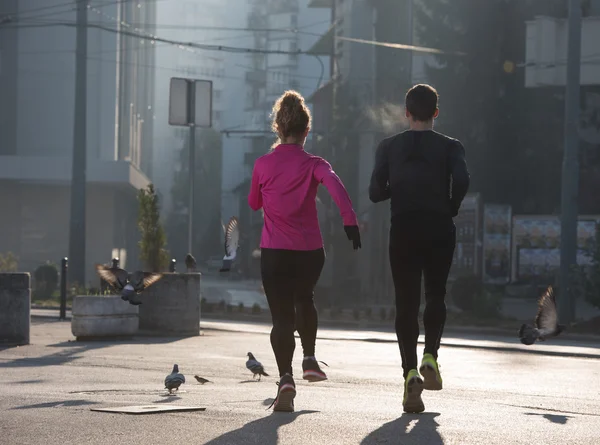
344 225 362 250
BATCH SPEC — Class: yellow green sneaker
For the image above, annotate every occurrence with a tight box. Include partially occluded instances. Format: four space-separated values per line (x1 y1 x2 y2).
420 353 443 391
403 369 424 413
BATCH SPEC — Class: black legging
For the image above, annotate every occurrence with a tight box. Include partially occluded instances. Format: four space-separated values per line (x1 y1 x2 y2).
389 216 456 378
261 247 325 377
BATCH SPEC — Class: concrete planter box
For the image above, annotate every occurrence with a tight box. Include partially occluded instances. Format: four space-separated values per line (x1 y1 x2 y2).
0 273 31 345
71 295 139 340
139 273 201 336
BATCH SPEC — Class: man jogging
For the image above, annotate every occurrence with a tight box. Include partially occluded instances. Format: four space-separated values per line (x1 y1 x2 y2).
368 84 470 413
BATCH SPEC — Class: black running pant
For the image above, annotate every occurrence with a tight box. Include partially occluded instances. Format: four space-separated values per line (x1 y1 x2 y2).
389 217 456 378
261 247 325 377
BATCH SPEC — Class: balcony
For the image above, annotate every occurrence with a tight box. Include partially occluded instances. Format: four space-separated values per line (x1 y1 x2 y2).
308 0 333 8
245 70 267 86
0 155 150 190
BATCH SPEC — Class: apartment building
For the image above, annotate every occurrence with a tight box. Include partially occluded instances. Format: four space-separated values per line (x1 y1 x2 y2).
0 0 156 284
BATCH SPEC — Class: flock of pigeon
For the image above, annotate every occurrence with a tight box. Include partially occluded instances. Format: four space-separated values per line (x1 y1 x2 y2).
95 216 241 305
159 289 564 397
163 353 269 394
95 213 566 397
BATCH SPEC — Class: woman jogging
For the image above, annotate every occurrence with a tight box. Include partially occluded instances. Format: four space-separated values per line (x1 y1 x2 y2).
248 90 361 412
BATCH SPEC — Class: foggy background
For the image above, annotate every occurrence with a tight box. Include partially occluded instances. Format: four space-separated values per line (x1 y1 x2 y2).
2 0 600 326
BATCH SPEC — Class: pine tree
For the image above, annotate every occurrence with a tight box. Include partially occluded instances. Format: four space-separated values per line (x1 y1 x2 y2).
137 184 169 272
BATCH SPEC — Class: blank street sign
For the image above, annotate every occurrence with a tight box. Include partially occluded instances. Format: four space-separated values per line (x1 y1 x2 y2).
168 78 189 126
168 77 213 127
91 405 207 415
194 80 213 128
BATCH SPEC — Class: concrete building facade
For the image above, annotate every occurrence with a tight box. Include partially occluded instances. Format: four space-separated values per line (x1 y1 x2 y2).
0 0 156 284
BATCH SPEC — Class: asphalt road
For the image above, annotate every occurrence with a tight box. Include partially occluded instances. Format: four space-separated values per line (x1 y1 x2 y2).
1 319 599 445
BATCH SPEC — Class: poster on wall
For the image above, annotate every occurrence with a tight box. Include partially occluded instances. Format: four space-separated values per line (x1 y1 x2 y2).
511 216 600 282
483 204 512 284
450 193 481 278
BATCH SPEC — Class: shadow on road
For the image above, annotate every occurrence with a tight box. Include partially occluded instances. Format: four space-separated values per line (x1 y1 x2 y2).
0 336 188 369
11 400 99 410
153 395 183 403
0 342 108 368
204 410 319 445
525 412 574 424
361 412 443 445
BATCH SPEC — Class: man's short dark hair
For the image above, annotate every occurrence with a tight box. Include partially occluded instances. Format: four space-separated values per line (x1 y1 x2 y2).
405 84 439 122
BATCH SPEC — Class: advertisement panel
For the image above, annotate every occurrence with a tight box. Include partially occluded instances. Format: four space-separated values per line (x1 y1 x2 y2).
483 204 512 284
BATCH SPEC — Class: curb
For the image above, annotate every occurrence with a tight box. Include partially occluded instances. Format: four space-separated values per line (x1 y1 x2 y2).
30 310 600 345
200 323 600 360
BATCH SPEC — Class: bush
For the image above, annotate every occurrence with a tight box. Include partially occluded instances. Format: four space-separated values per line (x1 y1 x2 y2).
472 289 502 319
450 275 483 312
238 302 245 313
388 307 396 321
226 304 234 313
252 303 261 314
0 252 18 272
380 307 387 321
33 262 59 299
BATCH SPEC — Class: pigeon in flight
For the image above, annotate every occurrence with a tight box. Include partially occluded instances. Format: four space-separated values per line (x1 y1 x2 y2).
246 352 269 381
519 286 566 345
220 216 240 272
95 264 163 306
185 253 197 272
165 364 185 394
194 375 212 384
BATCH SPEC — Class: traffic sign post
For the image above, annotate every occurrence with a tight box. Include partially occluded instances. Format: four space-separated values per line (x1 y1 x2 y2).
169 78 213 255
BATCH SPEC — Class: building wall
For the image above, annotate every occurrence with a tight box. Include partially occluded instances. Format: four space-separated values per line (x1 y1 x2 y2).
525 15 600 87
153 0 233 217
0 0 19 156
12 0 155 170
0 1 155 283
0 182 135 285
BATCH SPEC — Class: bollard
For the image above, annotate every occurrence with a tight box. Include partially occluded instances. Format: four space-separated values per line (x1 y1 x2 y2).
169 259 176 273
59 257 68 320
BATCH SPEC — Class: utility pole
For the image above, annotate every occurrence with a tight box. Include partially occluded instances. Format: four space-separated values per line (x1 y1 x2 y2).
68 0 88 285
559 0 582 325
187 82 196 255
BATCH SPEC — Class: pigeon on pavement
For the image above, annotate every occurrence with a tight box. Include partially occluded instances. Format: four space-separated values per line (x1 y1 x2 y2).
185 253 197 272
165 364 185 394
519 286 566 345
194 375 211 384
95 264 163 306
246 352 269 381
220 217 240 273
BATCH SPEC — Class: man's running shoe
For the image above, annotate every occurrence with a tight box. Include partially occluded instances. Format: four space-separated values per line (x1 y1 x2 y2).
419 353 443 391
403 369 425 413
302 357 328 382
268 374 296 412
